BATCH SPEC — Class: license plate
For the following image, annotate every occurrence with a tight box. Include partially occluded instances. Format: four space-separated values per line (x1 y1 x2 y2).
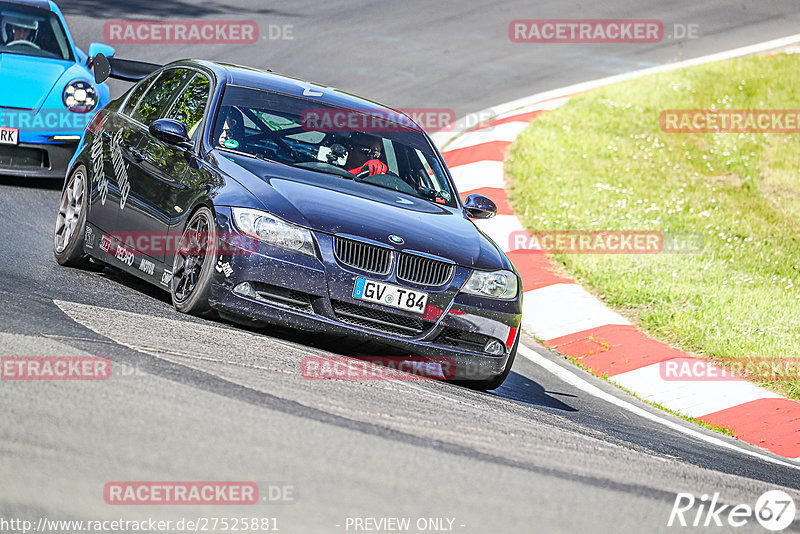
0 127 18 146
353 277 428 314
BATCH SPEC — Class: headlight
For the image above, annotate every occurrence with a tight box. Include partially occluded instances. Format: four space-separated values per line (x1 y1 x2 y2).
63 80 98 113
462 269 518 299
231 207 316 257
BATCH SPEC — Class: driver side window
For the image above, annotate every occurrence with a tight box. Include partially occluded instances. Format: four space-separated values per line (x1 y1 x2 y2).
131 68 192 126
166 73 211 138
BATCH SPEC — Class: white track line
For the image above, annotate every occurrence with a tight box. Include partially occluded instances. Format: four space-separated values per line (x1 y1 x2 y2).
444 122 531 150
518 344 800 470
433 32 800 149
441 32 800 464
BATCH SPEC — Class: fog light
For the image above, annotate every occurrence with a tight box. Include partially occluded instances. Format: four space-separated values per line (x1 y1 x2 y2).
233 282 257 298
484 339 505 356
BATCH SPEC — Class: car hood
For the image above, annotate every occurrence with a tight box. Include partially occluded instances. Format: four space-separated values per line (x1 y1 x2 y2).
213 152 509 270
0 54 75 110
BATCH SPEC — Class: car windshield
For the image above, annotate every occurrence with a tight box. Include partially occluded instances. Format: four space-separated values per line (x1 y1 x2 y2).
212 84 457 207
0 3 72 61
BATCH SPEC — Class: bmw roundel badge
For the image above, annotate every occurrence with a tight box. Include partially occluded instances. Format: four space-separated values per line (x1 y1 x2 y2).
388 234 404 245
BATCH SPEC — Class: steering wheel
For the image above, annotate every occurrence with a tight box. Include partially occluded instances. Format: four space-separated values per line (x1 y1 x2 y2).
7 40 40 50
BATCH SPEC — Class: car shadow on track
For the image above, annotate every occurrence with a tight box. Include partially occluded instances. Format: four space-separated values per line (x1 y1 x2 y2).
494 371 578 412
96 265 428 356
95 267 579 412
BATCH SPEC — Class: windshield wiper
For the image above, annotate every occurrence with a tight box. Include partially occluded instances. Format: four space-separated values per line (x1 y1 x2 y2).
289 161 356 180
354 178 431 204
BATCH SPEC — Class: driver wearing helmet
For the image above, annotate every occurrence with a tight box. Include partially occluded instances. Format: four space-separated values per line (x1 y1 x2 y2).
215 106 245 149
2 15 39 48
346 133 387 177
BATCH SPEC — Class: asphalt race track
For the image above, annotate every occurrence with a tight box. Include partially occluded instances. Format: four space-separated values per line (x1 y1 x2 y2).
2 1 800 532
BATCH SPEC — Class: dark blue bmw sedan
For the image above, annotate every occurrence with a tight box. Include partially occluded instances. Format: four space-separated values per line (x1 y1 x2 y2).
54 58 522 389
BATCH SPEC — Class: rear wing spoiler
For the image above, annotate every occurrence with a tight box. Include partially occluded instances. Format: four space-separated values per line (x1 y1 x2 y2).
92 53 161 84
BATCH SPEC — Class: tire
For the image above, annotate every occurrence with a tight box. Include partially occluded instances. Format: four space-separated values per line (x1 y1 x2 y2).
54 165 94 269
171 206 217 317
461 331 519 391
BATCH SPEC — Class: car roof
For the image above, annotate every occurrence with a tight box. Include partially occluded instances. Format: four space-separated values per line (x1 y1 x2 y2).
1 0 54 10
182 59 424 133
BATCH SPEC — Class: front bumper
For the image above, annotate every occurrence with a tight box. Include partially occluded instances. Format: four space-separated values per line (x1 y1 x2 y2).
0 140 77 179
208 210 522 382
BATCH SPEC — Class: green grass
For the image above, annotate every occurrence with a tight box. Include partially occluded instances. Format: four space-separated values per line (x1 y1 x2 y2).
506 53 800 400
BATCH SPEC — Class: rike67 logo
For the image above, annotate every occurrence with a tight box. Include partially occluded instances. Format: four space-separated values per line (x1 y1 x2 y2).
668 490 796 531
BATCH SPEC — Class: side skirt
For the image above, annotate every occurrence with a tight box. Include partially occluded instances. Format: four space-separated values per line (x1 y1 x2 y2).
82 222 173 291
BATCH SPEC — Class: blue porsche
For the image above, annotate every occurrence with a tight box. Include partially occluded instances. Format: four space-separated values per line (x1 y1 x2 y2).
53 57 522 389
0 0 114 178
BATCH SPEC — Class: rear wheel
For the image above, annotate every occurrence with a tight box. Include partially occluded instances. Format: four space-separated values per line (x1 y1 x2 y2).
54 165 94 268
171 207 217 317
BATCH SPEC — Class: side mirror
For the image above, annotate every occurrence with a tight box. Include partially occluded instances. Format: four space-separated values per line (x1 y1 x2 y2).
463 194 497 219
87 43 116 67
88 43 115 60
149 119 193 149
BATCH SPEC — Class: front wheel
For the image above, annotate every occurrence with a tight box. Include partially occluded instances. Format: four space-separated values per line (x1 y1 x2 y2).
54 165 93 268
171 206 217 317
460 332 519 391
